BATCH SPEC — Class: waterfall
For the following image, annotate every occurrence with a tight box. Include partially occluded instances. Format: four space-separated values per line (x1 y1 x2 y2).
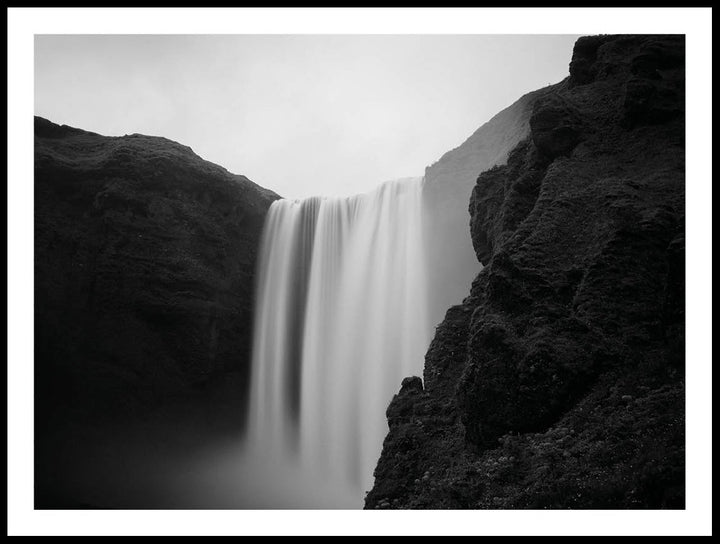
245 177 432 505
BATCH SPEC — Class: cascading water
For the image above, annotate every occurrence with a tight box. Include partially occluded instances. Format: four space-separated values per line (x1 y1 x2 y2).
245 177 433 506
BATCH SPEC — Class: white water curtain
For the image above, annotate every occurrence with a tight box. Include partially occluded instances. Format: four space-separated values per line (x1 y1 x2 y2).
246 177 432 503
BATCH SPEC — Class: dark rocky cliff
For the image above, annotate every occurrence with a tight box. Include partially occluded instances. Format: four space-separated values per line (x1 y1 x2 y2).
367 35 685 509
35 118 278 506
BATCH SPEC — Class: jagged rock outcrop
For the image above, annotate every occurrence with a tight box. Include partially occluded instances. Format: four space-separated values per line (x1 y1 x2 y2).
367 35 685 509
34 117 278 425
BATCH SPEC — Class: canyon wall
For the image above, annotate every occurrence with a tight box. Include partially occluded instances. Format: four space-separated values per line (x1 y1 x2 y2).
34 118 278 505
422 84 557 327
367 34 685 509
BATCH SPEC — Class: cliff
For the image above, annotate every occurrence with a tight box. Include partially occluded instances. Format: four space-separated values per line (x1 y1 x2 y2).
367 35 685 509
35 118 278 505
421 85 557 327
34 117 280 419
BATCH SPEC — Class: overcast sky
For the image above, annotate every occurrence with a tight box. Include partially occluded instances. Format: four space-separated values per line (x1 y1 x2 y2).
35 34 580 199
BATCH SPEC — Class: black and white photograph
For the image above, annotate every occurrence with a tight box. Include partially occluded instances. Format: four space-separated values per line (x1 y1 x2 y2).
7 6 712 537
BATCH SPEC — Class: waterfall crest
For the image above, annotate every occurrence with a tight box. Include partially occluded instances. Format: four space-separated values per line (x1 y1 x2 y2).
245 177 432 504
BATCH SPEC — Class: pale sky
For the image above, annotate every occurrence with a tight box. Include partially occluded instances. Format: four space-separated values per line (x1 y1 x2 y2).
35 34 580 199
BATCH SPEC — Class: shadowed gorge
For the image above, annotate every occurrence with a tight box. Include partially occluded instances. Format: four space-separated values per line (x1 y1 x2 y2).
240 83 566 506
32 34 686 512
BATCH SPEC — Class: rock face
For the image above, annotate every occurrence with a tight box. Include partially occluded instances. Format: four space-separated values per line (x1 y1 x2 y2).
421 85 558 327
34 117 278 426
366 35 685 509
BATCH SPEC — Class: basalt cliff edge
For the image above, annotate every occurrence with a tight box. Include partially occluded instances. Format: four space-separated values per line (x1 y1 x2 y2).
367 34 685 509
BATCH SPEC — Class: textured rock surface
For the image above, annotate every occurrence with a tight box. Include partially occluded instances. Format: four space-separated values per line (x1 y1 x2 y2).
35 117 279 506
367 35 685 509
421 85 558 327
